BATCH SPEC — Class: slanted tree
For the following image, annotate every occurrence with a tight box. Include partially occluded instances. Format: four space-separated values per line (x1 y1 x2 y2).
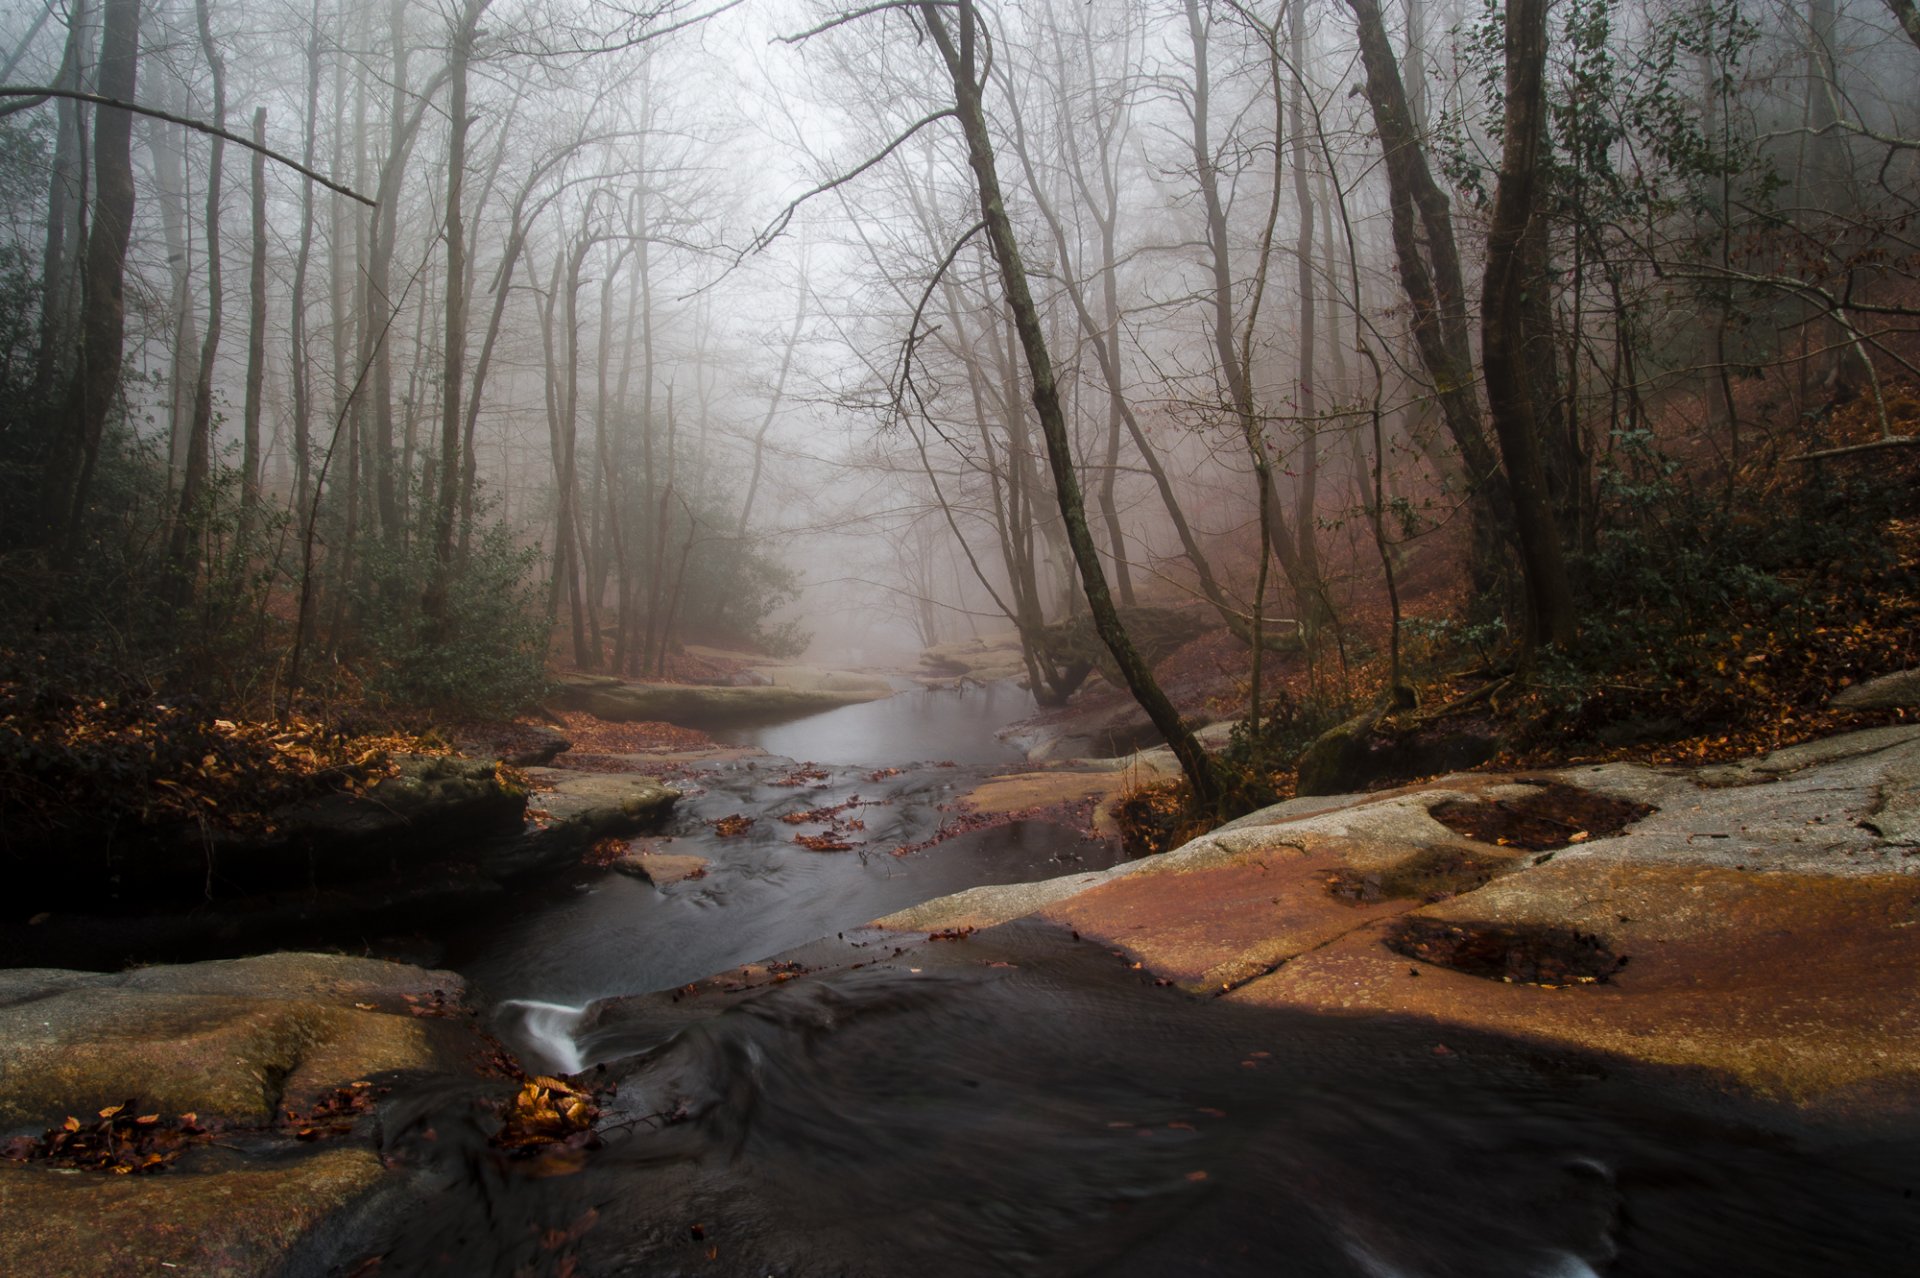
914 0 1224 811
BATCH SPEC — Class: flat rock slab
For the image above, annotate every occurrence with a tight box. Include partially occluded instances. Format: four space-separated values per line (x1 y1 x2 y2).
919 633 1027 682
0 954 479 1132
553 676 887 726
611 849 709 886
963 764 1174 839
0 1146 386 1278
747 665 896 694
1230 862 1920 1103
877 726 1920 1104
527 771 681 826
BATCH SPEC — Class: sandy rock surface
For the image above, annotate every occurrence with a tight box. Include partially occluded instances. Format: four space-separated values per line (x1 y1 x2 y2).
880 725 1920 1103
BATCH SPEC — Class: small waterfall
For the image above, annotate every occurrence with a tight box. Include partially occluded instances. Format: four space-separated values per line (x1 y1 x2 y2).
495 998 588 1074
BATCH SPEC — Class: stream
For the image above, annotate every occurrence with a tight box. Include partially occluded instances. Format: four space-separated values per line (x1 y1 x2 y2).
401 683 1917 1277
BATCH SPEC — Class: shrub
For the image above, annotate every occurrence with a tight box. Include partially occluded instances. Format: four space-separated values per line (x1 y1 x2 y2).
351 523 551 717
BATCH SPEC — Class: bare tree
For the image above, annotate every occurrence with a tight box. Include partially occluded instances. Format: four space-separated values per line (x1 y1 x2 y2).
915 0 1224 810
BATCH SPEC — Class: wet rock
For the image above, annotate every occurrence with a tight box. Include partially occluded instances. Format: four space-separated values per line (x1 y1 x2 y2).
1830 668 1920 710
1004 701 1175 762
878 725 1920 1101
610 849 709 886
0 1145 388 1278
0 954 478 1132
491 771 680 877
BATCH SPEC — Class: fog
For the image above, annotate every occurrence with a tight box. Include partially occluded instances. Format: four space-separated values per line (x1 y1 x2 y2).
3 0 1915 690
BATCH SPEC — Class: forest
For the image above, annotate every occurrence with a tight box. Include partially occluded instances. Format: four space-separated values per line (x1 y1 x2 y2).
0 0 1915 810
0 0 1917 1271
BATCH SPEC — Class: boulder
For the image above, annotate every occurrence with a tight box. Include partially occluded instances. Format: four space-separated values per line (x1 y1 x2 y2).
0 953 478 1133
1831 668 1920 711
487 771 680 877
1295 708 1496 797
9 755 528 909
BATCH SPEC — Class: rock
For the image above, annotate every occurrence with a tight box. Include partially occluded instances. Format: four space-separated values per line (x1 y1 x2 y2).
551 675 887 726
502 724 572 766
748 666 896 695
874 726 1920 1102
0 953 478 1133
9 755 527 910
1295 709 1496 797
919 633 1029 683
1831 668 1920 710
1862 748 1920 843
610 849 709 886
1004 699 1181 762
450 721 572 766
0 1146 389 1278
488 771 680 877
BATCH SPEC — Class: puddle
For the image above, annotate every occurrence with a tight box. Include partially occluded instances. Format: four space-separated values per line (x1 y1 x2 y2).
1324 844 1522 905
1429 782 1654 851
1385 918 1628 986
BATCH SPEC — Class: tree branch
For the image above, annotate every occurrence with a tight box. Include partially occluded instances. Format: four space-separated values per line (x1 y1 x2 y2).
0 86 373 204
738 108 956 259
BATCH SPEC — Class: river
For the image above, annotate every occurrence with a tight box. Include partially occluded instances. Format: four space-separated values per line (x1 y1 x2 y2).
404 682 1917 1277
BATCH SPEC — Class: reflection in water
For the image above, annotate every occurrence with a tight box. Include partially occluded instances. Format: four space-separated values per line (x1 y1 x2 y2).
712 679 1030 765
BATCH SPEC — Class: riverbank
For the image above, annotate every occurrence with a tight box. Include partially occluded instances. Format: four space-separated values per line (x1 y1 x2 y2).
2 663 1917 1274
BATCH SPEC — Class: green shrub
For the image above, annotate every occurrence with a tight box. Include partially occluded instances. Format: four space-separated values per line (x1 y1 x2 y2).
351 523 551 717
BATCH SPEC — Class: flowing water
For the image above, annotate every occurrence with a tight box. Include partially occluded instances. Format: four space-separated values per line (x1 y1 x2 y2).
407 682 1919 1278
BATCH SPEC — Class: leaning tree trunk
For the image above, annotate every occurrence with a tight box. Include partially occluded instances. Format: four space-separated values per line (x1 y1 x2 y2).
919 0 1223 813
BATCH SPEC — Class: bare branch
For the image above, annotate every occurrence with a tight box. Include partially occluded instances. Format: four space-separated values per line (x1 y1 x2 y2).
738 108 956 259
0 86 373 204
892 219 987 416
776 1 955 45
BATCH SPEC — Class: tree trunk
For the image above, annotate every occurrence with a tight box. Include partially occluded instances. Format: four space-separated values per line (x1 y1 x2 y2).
288 0 320 525
426 0 483 634
919 0 1222 812
43 0 135 552
165 0 228 600
1481 0 1576 651
1345 0 1510 590
240 105 267 538
31 0 90 405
